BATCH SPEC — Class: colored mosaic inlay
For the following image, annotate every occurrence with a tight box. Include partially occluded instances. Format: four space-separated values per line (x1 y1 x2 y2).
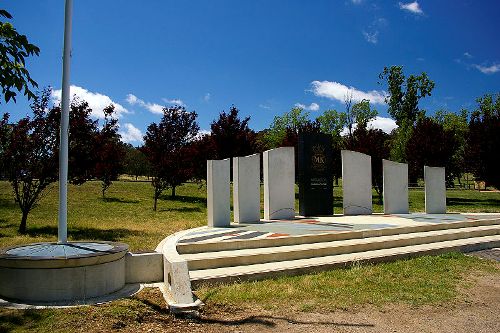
177 213 500 244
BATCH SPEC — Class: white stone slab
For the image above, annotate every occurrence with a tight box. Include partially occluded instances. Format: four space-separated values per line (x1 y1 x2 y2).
263 147 295 220
383 159 409 214
233 153 261 223
424 166 446 214
341 150 372 215
207 158 230 227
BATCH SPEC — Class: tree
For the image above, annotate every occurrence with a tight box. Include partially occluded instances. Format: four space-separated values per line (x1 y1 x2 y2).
316 109 346 183
265 107 311 148
2 90 58 233
0 9 40 103
344 98 377 147
47 97 99 185
123 144 150 180
143 106 199 210
433 109 469 186
467 93 500 189
94 105 124 197
2 89 111 233
210 105 256 159
0 113 10 178
406 116 458 185
379 66 435 162
188 133 216 183
344 115 390 202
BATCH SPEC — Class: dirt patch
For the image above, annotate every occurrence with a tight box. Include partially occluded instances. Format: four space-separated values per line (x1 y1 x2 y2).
2 265 498 333
104 269 499 333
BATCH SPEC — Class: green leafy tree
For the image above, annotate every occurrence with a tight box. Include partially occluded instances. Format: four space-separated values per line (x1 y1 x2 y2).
265 107 310 148
379 66 435 162
316 109 346 184
0 9 40 103
123 144 150 180
467 93 500 189
433 109 469 185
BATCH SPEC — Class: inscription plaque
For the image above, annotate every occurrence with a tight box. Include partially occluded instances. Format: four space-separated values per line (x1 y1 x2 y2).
298 133 333 216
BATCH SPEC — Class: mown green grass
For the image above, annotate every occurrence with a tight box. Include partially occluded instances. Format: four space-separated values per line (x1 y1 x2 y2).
0 253 497 333
197 252 499 312
0 180 499 331
0 180 499 250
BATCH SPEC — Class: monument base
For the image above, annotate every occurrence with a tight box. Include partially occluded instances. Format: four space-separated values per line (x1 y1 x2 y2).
0 241 128 303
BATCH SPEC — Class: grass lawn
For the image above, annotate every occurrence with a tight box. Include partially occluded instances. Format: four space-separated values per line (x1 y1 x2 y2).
0 180 499 331
0 180 499 251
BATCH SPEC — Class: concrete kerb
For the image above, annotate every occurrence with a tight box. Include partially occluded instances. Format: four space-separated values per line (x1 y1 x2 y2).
157 227 205 313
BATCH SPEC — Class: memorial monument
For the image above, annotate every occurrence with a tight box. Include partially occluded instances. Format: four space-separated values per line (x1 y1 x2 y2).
298 133 333 216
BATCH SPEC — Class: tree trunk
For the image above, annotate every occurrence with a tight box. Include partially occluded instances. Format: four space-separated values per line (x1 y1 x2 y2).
171 186 176 198
153 196 157 211
19 210 28 234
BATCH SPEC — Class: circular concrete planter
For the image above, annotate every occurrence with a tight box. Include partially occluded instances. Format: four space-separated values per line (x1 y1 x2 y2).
0 241 128 303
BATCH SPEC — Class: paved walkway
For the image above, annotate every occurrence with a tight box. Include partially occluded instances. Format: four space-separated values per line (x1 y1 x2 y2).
179 213 500 244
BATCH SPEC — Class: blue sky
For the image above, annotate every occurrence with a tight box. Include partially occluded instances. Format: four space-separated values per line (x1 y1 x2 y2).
3 0 499 144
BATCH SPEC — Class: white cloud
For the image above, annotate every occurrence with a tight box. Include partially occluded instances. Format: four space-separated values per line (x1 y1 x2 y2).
464 52 473 59
52 85 129 118
362 30 378 44
340 116 397 136
162 98 186 107
368 116 398 133
311 80 386 105
473 63 500 74
259 104 271 110
194 129 211 140
119 123 144 144
125 94 138 105
126 93 164 114
203 93 211 102
294 102 320 111
351 0 362 4
399 1 424 15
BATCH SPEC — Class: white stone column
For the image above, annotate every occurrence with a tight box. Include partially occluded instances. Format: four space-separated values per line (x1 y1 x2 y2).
424 166 446 214
233 153 261 223
383 159 409 214
341 150 372 215
263 147 295 220
207 158 230 227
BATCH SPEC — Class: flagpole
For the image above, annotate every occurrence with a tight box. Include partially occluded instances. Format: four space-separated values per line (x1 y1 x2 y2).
58 0 73 244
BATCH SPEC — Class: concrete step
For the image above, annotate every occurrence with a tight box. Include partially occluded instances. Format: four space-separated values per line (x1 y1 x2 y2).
183 225 500 270
189 235 500 287
177 218 500 254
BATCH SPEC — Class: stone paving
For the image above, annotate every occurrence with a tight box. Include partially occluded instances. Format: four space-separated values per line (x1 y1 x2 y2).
178 213 500 244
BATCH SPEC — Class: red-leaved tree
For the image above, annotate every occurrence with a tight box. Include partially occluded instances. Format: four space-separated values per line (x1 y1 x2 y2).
143 106 199 210
94 104 125 197
3 90 58 233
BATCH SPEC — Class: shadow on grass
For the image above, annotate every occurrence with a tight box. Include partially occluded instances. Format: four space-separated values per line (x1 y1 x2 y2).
101 197 140 204
159 194 206 205
195 314 374 329
26 226 144 241
0 198 17 209
447 197 500 207
0 309 45 332
159 207 202 213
